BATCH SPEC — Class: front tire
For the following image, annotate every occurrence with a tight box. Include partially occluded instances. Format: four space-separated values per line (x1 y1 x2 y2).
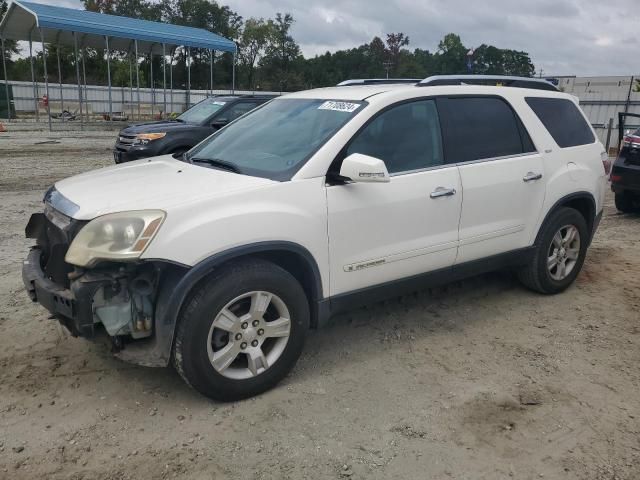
518 207 588 294
173 259 309 401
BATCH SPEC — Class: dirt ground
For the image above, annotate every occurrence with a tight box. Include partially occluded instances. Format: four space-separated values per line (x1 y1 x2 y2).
1 130 639 480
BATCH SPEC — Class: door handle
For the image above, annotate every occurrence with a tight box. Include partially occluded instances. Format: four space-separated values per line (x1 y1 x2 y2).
523 172 543 182
430 187 456 198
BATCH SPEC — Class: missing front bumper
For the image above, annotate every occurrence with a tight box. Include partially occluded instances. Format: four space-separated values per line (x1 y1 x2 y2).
22 247 187 367
23 248 100 337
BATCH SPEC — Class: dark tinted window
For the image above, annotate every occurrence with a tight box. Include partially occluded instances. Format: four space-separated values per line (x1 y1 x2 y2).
437 96 532 163
346 99 443 174
525 97 595 148
225 101 260 122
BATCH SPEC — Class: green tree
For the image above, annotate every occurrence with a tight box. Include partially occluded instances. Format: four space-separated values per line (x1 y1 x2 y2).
263 13 300 91
500 49 535 76
1 0 20 69
435 33 467 74
385 33 409 76
84 0 161 19
160 0 243 90
238 18 274 89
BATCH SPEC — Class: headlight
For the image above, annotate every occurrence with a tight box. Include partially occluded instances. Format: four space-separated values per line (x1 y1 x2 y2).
133 132 166 145
65 210 166 267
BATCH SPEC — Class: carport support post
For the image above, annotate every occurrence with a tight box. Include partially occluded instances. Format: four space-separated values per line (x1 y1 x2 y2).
210 49 214 96
231 51 236 94
0 37 10 122
186 46 191 109
169 47 174 115
72 32 84 131
39 28 52 132
28 34 39 122
56 41 64 123
129 50 134 120
81 45 88 123
162 43 167 118
134 40 140 120
149 47 154 117
105 36 112 121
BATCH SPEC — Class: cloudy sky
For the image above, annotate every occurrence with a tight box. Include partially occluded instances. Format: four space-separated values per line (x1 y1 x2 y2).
47 0 638 76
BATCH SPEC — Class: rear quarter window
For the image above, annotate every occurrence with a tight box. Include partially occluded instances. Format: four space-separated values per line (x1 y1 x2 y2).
525 97 595 148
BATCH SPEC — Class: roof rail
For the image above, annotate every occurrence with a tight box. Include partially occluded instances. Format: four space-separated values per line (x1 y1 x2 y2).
418 75 559 92
337 78 421 86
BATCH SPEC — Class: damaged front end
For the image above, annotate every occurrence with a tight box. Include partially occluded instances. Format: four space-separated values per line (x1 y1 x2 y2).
22 205 186 366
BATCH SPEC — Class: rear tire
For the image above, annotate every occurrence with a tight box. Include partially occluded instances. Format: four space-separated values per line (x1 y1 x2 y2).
518 207 588 294
173 259 309 401
615 192 635 213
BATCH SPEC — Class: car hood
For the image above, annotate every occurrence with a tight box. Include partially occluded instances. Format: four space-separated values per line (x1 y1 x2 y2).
121 120 199 134
53 155 275 220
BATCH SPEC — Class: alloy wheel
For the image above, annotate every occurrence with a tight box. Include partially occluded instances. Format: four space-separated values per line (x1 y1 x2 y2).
206 291 291 380
547 224 581 281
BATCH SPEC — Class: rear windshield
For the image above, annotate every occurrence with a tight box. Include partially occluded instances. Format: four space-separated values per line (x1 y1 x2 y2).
188 98 364 181
178 99 226 124
525 97 595 148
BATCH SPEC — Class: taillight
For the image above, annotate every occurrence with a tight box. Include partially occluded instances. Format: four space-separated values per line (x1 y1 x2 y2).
623 135 640 147
610 174 622 183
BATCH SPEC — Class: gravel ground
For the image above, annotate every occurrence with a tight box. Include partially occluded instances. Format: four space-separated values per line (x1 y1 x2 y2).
0 130 639 480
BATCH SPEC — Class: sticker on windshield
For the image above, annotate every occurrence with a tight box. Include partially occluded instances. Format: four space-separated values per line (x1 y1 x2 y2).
318 101 360 113
212 101 226 106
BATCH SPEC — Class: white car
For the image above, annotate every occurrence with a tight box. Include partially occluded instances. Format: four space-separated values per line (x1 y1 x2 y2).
23 75 608 400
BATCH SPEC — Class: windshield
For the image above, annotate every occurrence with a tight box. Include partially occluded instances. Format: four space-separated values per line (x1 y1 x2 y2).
177 99 227 124
188 98 365 180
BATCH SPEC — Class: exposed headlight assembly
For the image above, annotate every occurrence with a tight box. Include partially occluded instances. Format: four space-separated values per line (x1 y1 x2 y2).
65 210 165 267
133 132 166 145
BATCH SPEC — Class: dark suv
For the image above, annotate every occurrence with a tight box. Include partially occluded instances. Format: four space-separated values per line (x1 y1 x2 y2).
611 128 640 212
113 95 274 163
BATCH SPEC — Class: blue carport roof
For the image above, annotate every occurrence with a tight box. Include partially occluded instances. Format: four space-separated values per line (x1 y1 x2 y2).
0 0 236 53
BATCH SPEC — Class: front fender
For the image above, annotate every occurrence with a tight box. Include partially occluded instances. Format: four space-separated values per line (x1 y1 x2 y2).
134 241 323 367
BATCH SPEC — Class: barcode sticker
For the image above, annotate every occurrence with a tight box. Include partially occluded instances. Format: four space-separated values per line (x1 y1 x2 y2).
318 101 360 113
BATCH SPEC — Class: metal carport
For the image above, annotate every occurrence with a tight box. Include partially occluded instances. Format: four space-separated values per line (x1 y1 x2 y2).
0 0 237 130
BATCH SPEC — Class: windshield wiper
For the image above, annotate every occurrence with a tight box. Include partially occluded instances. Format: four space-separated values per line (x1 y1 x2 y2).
190 157 242 174
174 118 184 122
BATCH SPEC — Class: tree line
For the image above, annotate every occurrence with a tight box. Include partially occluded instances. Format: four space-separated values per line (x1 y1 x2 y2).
1 0 536 92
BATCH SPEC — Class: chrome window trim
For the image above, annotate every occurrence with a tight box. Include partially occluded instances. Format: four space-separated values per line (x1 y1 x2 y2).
452 150 540 167
388 151 539 177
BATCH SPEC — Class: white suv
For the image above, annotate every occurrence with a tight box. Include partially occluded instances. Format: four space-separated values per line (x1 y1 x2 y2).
23 75 607 400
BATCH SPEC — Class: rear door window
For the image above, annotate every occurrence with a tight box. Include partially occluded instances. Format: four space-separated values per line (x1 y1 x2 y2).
437 96 534 164
525 97 595 148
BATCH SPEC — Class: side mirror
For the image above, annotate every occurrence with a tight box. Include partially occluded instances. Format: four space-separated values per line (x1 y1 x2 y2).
339 153 390 183
212 118 229 128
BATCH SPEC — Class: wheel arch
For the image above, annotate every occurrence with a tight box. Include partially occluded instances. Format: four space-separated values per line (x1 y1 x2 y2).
151 242 325 366
535 191 596 246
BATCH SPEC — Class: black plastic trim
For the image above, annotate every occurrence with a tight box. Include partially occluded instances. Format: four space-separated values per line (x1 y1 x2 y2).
534 191 597 245
325 247 536 320
152 241 324 365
